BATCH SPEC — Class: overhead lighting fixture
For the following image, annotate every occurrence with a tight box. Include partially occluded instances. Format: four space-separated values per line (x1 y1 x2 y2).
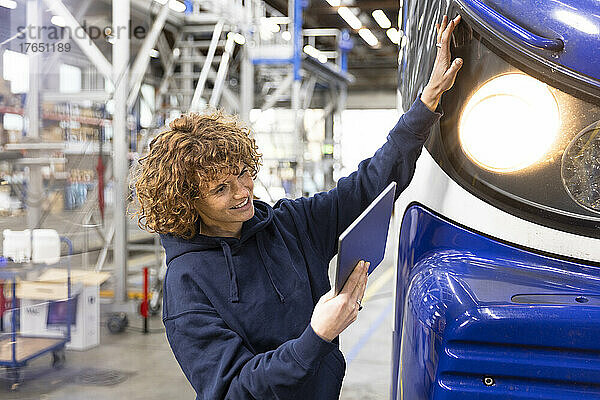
0 0 17 9
168 0 186 13
303 44 320 57
386 27 400 44
338 7 362 30
51 15 66 27
260 17 287 33
303 44 328 63
372 10 391 29
325 0 341 6
227 32 246 45
282 31 291 41
358 28 378 47
154 0 186 13
149 49 160 58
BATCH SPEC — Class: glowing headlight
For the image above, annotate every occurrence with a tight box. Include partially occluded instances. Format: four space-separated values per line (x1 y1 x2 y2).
459 73 560 172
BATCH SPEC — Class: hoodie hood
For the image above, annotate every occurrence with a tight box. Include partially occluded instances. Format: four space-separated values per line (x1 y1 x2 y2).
160 200 281 303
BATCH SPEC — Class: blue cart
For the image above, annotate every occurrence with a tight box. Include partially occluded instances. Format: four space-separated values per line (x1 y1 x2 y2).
0 237 73 390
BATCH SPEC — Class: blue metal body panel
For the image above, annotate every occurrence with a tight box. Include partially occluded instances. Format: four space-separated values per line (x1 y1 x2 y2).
392 204 600 399
462 0 564 51
398 0 600 111
478 0 600 82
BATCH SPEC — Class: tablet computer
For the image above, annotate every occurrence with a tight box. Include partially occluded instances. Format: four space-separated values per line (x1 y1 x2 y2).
334 182 396 294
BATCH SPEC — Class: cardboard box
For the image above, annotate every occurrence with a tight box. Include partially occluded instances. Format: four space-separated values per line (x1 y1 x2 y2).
42 191 64 214
18 269 110 351
41 126 64 143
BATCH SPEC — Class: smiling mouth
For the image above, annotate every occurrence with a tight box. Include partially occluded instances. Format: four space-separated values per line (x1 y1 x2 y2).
231 197 249 209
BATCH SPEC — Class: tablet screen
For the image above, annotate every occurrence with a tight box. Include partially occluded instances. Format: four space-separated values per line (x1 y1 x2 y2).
335 182 396 294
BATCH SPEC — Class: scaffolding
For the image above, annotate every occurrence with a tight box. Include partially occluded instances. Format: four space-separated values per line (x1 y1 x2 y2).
1 0 353 318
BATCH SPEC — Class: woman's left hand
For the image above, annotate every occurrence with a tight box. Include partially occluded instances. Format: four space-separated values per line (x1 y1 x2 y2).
421 15 463 111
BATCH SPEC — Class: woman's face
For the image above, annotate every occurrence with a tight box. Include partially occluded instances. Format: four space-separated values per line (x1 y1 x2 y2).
195 164 255 236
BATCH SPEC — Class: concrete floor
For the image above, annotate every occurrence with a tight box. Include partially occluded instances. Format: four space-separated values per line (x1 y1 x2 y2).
0 223 400 400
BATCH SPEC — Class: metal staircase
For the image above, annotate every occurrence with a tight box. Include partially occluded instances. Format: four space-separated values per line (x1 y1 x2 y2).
157 3 249 115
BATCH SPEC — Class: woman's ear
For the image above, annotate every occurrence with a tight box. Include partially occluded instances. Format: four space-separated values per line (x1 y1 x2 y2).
192 196 205 214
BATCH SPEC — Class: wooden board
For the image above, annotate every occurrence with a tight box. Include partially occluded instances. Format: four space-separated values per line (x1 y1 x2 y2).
16 281 68 300
38 268 110 286
0 336 64 363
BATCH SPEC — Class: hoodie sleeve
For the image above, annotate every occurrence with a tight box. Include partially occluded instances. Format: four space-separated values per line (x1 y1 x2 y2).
279 96 441 264
164 306 337 399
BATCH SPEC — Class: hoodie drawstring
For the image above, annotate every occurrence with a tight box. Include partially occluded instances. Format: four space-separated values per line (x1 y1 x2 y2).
256 234 286 303
220 241 239 303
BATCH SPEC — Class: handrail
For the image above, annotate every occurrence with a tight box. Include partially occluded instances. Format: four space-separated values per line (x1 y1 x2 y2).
461 0 564 51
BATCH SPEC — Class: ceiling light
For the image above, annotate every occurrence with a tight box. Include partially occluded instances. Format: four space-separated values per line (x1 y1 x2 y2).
303 44 328 63
372 10 391 29
51 15 66 27
325 0 341 6
154 0 186 13
358 28 379 47
149 49 160 58
282 31 291 41
303 44 320 58
168 0 186 13
227 32 246 45
386 27 400 44
338 7 362 30
0 0 17 9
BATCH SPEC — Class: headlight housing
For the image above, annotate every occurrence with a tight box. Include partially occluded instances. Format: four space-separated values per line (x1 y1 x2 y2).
459 73 560 172
562 122 600 213
427 19 600 237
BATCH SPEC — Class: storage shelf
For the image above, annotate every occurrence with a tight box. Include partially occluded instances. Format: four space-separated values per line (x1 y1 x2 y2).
0 106 110 127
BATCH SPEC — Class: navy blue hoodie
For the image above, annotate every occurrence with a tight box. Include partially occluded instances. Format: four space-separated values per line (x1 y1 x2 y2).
161 98 441 400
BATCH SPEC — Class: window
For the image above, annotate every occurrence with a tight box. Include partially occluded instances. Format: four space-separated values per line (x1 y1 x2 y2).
59 64 81 93
3 49 29 93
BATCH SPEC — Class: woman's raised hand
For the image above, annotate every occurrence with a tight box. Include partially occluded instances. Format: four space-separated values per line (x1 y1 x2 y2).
421 15 463 111
310 260 369 342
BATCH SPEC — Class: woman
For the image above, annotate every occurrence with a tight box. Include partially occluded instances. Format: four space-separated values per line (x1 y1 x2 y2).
132 15 462 400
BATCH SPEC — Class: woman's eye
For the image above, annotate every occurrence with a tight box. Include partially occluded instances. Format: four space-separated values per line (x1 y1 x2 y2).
215 186 225 193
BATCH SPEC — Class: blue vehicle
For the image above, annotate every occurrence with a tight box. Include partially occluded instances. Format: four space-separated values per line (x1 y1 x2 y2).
392 0 600 398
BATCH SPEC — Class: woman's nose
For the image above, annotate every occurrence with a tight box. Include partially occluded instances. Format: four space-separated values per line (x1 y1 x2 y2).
232 181 249 198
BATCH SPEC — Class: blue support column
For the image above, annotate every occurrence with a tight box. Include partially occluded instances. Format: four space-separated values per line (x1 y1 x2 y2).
293 0 307 81
338 29 354 73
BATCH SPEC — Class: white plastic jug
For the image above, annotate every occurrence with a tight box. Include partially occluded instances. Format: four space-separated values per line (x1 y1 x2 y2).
2 229 61 264
2 229 31 263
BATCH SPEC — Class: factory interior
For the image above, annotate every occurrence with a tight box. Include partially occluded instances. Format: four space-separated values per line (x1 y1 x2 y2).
0 0 404 398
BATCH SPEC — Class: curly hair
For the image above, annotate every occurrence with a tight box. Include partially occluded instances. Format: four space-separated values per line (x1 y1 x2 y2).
130 110 262 239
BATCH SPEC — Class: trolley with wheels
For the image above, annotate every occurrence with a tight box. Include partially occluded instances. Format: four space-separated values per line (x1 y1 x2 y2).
0 237 73 390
